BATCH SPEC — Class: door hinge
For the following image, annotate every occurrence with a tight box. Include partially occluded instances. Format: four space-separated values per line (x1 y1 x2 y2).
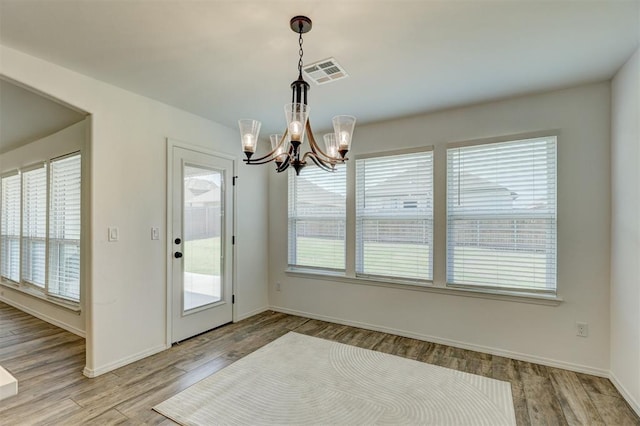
232 235 235 245
233 176 238 186
232 294 235 304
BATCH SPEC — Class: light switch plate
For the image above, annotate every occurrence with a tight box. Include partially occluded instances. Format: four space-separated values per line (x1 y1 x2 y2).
151 227 159 240
108 226 119 242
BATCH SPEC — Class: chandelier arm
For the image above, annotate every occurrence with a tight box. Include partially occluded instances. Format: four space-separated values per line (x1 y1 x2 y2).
276 160 291 173
246 129 290 163
305 120 340 163
243 157 280 166
302 149 347 171
306 153 337 172
247 142 297 166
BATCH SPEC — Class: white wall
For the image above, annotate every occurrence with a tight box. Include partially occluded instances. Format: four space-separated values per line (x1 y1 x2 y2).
269 83 611 374
610 47 640 413
0 45 269 376
0 120 87 336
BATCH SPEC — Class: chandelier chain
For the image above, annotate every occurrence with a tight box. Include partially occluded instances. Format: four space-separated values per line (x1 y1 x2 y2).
298 29 304 76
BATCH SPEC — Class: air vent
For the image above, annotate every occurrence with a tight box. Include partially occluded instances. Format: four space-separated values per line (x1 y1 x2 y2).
302 57 349 85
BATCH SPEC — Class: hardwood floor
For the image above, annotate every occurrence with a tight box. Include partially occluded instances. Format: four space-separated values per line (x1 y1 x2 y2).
0 301 638 425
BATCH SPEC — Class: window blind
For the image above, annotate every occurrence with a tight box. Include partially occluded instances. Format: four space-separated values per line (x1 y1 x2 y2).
288 165 346 270
1 173 21 282
446 136 557 292
356 151 433 281
22 165 47 287
48 154 81 301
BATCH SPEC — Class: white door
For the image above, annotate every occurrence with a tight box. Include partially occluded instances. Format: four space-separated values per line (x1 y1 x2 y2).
170 145 234 343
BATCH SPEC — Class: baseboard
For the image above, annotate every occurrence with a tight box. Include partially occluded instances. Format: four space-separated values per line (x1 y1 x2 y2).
609 371 640 417
84 306 268 377
235 305 269 322
0 296 85 338
270 305 609 378
83 343 170 378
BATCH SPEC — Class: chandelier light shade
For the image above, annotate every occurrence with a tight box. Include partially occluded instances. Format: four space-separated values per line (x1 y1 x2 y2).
238 15 356 175
270 134 287 166
333 115 356 157
238 119 261 158
323 133 338 158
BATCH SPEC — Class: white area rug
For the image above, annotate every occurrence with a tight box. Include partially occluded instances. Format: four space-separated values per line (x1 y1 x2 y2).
154 332 516 425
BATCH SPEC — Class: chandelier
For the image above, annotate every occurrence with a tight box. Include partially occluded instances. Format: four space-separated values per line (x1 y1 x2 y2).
238 15 356 175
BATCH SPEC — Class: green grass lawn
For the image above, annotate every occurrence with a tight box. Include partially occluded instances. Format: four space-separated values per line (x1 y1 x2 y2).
186 236 550 290
360 241 431 279
450 246 549 289
184 237 221 275
296 237 432 280
295 237 345 270
295 237 550 288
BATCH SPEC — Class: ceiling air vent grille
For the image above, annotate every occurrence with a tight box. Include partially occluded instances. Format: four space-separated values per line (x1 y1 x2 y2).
303 57 349 85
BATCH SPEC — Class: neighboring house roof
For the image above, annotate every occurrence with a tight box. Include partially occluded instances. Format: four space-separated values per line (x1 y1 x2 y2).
185 178 221 204
362 162 516 200
457 172 518 200
297 178 344 209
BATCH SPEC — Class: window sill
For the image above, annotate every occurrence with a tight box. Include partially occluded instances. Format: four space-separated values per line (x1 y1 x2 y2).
0 280 81 314
285 268 563 306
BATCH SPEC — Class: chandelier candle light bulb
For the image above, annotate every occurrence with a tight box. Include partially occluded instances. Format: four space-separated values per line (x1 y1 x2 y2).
238 15 355 175
289 122 302 141
243 134 255 151
339 132 350 148
284 103 310 147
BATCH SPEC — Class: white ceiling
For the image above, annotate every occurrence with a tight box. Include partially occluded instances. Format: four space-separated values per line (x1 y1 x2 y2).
0 0 638 140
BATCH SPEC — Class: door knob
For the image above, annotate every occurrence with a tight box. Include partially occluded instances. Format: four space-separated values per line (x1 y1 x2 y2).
174 252 183 258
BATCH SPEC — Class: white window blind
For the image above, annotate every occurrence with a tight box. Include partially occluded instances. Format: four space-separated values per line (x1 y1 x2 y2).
1 173 21 283
356 151 433 281
288 166 346 271
446 136 557 293
48 154 81 301
22 165 47 288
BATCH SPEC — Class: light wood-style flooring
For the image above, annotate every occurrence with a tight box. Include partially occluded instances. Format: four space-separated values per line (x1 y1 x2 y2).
0 301 638 425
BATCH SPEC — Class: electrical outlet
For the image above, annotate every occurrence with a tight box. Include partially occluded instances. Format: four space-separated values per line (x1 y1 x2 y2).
276 281 281 291
576 322 588 337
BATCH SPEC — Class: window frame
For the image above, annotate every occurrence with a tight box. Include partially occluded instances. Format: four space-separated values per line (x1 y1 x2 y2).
287 165 347 272
354 147 434 283
20 162 49 290
1 170 22 285
445 135 558 295
284 131 562 306
47 152 82 302
0 151 82 308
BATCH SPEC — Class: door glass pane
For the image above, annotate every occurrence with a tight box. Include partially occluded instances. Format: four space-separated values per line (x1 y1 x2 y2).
183 164 222 311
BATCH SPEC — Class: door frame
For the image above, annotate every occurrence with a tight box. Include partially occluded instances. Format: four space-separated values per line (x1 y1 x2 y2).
165 138 237 346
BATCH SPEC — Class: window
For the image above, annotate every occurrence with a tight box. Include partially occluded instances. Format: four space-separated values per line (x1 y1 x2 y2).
0 153 82 303
356 150 433 281
446 136 557 293
288 166 346 271
21 165 47 288
1 173 21 283
48 154 82 301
